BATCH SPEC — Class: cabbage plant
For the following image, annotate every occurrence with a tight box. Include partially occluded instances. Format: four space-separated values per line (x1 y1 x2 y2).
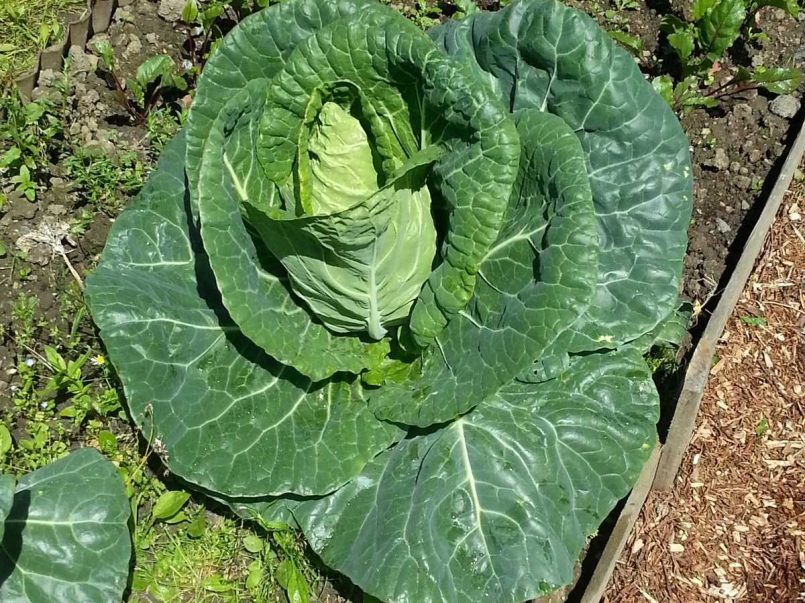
85 0 692 600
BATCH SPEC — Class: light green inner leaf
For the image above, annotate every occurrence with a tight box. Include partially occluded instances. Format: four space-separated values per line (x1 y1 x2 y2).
305 102 380 215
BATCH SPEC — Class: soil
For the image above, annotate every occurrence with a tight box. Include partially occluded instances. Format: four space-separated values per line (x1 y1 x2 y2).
0 0 804 601
605 171 805 602
0 0 186 396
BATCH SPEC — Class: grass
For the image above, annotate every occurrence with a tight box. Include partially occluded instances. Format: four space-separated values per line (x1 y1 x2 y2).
0 0 86 82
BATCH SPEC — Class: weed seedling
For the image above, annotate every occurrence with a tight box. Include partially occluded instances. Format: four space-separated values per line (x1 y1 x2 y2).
90 41 188 124
0 90 64 201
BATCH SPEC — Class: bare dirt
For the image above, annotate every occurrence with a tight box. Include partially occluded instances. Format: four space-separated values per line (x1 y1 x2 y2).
606 167 805 603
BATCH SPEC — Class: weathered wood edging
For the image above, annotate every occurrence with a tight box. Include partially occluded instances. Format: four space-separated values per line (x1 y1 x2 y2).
13 0 117 99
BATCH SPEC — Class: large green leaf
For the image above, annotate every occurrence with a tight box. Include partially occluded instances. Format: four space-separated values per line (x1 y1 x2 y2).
431 0 692 354
246 349 657 603
185 0 375 193
696 0 745 62
0 449 130 603
0 474 13 543
85 133 401 497
370 109 598 426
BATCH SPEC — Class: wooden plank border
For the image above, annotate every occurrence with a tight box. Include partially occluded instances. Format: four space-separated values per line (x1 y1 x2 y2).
580 446 661 603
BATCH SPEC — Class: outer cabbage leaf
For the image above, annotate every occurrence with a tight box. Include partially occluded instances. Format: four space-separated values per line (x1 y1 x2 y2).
240 349 657 603
85 134 401 497
0 449 130 603
370 109 598 426
185 0 375 191
191 0 520 360
431 0 693 354
0 475 13 543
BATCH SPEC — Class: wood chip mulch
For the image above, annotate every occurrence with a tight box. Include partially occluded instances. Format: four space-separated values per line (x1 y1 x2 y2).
605 172 805 603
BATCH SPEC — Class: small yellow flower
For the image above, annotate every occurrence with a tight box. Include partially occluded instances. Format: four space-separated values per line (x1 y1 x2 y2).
91 354 106 366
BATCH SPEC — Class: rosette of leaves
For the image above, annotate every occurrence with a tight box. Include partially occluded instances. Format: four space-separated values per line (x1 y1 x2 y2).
0 449 131 603
85 0 692 600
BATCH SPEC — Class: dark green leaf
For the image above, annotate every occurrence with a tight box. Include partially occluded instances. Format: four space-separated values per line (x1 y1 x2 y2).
0 425 11 457
697 0 746 61
751 66 802 95
286 350 658 603
668 29 696 61
85 133 401 497
431 0 693 353
182 0 200 23
0 449 131 603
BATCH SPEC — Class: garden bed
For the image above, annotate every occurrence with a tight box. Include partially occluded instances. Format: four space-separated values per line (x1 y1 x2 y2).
0 0 803 601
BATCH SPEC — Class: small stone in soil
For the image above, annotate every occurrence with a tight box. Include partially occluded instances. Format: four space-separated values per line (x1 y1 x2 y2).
115 6 135 23
749 149 763 162
729 161 741 173
742 200 751 211
734 175 752 190
158 0 186 22
709 148 730 171
716 218 732 234
47 204 68 216
769 95 800 119
68 46 98 75
3 193 37 221
125 35 143 58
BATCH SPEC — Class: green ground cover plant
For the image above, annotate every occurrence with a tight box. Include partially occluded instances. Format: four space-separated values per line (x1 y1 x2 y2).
83 0 693 601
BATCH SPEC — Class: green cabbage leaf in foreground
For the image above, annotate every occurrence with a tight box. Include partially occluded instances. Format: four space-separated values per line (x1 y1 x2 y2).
0 449 131 603
85 0 692 600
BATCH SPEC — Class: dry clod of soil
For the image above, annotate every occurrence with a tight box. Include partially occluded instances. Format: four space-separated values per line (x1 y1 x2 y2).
124 34 143 59
115 6 136 23
158 0 186 22
769 95 801 119
607 168 805 603
68 46 98 75
709 148 731 171
732 103 753 121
